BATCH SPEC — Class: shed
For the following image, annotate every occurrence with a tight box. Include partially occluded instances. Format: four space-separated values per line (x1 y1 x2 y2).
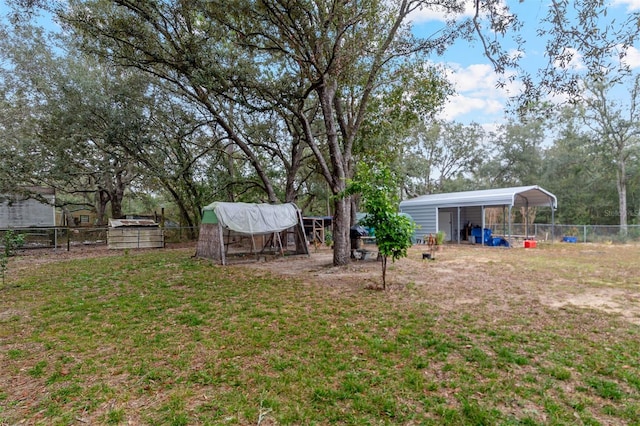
107 219 164 249
0 187 56 228
399 185 557 245
196 202 309 264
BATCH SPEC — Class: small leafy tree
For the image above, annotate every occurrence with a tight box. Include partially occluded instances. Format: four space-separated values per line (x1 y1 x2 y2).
346 162 415 290
0 230 25 286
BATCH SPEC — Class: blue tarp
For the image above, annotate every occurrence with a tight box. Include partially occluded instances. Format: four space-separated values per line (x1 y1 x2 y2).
489 237 510 247
471 227 509 247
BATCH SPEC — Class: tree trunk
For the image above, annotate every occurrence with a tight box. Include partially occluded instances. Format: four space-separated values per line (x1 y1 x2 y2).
381 255 387 290
332 196 352 266
616 159 628 235
110 197 123 220
95 189 110 226
110 182 125 219
316 80 354 266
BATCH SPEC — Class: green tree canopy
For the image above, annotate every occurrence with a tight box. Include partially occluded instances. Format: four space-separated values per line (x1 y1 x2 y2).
346 162 414 290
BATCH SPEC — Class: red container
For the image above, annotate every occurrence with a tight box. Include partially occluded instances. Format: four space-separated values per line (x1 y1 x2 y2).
524 240 536 248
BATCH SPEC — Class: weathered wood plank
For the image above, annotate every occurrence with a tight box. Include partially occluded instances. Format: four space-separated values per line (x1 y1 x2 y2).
107 228 164 249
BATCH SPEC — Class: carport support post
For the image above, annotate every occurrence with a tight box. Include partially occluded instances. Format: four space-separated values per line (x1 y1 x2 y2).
481 206 485 246
523 205 527 239
457 207 461 244
551 204 556 243
524 199 529 239
508 205 513 245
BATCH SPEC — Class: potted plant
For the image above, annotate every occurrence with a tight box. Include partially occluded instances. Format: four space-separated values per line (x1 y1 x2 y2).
435 230 446 249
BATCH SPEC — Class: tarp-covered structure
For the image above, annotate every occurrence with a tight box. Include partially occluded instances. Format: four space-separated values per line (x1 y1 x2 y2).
399 185 557 245
196 202 309 264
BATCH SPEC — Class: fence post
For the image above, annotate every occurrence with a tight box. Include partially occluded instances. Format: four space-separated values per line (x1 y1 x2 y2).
583 225 587 243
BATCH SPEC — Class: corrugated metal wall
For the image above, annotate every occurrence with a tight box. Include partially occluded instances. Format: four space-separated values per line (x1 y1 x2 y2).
462 207 483 230
400 205 437 242
0 196 55 228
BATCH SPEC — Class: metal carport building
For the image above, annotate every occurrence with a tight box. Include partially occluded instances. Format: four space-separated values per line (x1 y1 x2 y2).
399 185 558 245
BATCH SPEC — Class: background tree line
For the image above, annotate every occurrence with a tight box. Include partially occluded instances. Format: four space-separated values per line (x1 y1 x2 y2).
1 1 639 265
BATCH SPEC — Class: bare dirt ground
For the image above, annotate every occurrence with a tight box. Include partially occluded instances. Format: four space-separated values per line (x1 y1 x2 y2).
9 241 640 325
240 242 640 325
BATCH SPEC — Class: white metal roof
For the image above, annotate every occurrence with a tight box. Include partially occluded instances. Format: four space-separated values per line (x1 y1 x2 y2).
109 218 159 228
399 185 557 209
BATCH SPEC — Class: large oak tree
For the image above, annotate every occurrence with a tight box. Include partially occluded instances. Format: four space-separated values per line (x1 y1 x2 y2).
46 0 519 265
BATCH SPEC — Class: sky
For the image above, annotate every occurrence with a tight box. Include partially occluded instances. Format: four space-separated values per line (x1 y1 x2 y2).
409 0 640 131
2 0 639 131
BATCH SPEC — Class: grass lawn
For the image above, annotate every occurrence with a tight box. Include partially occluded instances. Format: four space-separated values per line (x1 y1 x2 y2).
1 243 640 425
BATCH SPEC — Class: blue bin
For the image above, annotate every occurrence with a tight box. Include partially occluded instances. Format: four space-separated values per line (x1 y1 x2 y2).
562 236 577 243
471 228 492 244
471 227 481 238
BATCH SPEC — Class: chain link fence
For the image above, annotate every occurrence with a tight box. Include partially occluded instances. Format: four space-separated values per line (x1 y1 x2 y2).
486 223 640 244
0 226 199 251
3 223 640 251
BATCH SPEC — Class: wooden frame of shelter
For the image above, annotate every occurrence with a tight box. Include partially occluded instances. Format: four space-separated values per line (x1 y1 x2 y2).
195 202 310 265
303 216 332 246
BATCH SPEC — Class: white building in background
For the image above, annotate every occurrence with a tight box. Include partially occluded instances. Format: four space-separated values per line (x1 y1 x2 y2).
0 187 56 228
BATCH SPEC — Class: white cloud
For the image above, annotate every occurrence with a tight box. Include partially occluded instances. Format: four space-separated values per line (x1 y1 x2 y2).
408 3 469 24
621 45 640 69
480 122 501 136
553 48 586 71
509 49 525 61
435 62 521 123
611 0 640 11
439 94 504 121
551 44 640 73
444 63 494 92
408 0 511 26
